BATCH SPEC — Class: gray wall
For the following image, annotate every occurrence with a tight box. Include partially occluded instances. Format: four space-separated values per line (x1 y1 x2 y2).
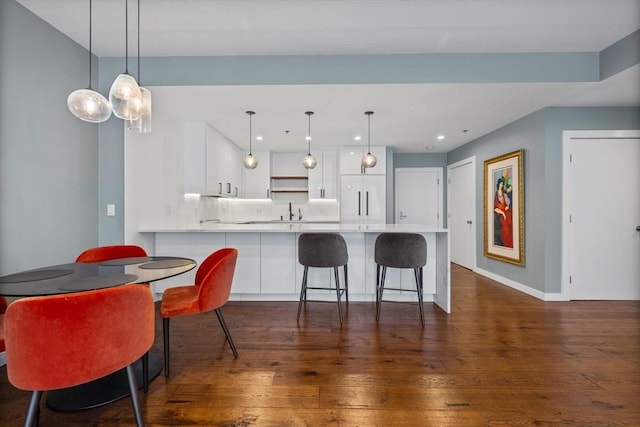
447 106 640 294
0 1 99 274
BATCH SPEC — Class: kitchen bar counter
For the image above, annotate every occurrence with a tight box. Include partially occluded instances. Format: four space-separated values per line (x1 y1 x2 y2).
140 223 450 313
140 223 447 233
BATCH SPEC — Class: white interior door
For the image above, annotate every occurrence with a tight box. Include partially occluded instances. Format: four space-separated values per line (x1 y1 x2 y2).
563 131 640 300
447 157 476 270
395 168 442 227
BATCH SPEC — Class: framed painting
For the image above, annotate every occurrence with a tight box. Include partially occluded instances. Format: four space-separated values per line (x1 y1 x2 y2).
483 149 524 266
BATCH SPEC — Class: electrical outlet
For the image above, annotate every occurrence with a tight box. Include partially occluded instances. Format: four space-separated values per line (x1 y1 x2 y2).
107 204 116 216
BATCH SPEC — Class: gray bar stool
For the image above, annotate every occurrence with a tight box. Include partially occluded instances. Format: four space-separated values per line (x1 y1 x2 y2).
375 233 427 327
297 233 349 324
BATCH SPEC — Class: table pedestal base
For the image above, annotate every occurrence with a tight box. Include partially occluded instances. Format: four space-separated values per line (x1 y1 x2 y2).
46 353 163 411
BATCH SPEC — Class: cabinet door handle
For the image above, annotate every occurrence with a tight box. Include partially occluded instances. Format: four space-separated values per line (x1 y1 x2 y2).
234 187 238 197
366 191 369 216
358 191 361 216
226 183 231 194
267 189 270 198
218 182 222 194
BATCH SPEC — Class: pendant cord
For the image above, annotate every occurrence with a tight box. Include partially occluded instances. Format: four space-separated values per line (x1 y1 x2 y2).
137 0 141 84
249 113 253 155
88 0 92 88
124 0 129 73
307 113 311 155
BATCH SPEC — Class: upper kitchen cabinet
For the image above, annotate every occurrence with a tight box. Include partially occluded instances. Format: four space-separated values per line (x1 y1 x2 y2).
183 121 243 197
339 145 386 175
308 150 337 199
244 150 271 199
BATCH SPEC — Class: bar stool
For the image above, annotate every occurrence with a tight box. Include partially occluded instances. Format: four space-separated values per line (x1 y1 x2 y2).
297 233 349 324
375 233 427 327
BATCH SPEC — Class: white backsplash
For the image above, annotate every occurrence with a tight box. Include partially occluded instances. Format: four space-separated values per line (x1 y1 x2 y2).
199 196 339 223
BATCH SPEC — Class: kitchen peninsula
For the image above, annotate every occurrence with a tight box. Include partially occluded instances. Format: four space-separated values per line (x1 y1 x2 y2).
139 223 450 313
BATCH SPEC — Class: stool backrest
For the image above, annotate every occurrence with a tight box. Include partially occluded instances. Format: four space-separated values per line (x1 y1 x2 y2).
298 233 348 267
375 233 426 268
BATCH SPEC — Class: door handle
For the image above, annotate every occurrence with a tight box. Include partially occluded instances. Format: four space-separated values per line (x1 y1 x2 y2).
366 191 369 216
467 220 473 224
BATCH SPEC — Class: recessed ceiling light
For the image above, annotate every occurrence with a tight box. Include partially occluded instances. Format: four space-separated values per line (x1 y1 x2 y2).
425 146 435 151
354 135 361 141
256 135 263 141
437 134 445 140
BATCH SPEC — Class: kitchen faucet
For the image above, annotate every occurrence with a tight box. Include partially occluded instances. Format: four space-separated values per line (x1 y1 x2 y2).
298 208 303 221
289 202 294 221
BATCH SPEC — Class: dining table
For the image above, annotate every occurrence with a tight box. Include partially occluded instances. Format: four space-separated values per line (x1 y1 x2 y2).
0 255 196 411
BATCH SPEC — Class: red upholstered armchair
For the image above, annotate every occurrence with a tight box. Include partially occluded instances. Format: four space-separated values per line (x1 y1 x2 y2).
4 284 154 427
75 244 152 391
160 248 238 377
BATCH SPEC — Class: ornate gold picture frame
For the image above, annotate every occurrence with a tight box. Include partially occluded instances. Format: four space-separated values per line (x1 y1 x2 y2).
483 149 524 266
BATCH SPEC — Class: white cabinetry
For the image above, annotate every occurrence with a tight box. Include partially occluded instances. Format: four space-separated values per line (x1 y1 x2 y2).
183 121 243 197
340 175 386 224
261 233 296 293
339 145 386 175
244 150 271 198
308 150 337 199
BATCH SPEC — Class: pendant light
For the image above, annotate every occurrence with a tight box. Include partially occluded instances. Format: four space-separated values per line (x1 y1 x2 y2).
67 0 112 123
128 0 152 133
109 0 143 120
302 111 317 170
361 111 377 169
243 111 259 169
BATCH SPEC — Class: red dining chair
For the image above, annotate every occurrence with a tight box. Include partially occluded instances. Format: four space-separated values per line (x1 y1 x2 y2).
76 244 152 391
76 244 148 263
4 284 154 427
160 248 238 377
0 296 7 356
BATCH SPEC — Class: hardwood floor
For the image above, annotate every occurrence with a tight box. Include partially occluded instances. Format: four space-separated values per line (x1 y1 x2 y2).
1 264 639 426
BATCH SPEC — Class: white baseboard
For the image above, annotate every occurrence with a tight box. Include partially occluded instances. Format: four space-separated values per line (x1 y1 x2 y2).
473 267 568 302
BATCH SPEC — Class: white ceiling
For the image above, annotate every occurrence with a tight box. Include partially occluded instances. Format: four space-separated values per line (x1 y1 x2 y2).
16 0 640 153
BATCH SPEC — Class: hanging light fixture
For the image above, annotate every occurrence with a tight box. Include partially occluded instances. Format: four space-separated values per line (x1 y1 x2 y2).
302 111 317 169
128 0 152 133
361 111 377 169
67 0 112 123
243 111 259 169
109 0 143 120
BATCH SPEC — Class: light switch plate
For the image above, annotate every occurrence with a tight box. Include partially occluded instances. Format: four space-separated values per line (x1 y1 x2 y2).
107 204 116 216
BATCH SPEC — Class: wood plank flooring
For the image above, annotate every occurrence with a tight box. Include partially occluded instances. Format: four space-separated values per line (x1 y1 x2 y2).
1 264 639 426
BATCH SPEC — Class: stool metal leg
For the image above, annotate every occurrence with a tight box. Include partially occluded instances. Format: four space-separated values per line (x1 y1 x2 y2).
344 264 349 306
334 266 343 324
414 267 425 327
376 265 387 321
297 266 309 321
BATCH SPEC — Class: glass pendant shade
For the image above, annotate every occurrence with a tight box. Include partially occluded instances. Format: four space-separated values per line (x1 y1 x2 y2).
67 88 112 123
302 111 317 169
243 111 259 169
361 111 377 169
109 73 143 120
128 87 152 133
302 154 317 169
243 153 259 169
361 151 377 168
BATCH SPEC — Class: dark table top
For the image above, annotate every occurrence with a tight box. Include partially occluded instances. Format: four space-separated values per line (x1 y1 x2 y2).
0 256 196 297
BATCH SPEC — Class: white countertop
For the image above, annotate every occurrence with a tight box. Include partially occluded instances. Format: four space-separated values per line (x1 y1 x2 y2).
139 223 448 233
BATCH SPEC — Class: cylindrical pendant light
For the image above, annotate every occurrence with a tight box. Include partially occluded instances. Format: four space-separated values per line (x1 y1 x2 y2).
67 0 112 123
109 0 143 120
361 111 377 169
302 111 317 170
243 111 259 169
128 0 152 133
